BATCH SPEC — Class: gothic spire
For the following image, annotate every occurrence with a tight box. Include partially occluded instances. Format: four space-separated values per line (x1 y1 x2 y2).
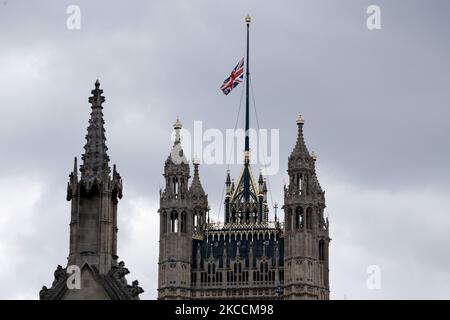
258 170 264 184
310 150 323 193
287 114 324 198
80 80 110 186
289 114 311 161
190 157 205 196
166 116 188 166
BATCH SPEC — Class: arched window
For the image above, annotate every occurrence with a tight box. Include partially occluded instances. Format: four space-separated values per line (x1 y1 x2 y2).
319 240 325 261
295 207 304 229
180 211 187 233
305 174 309 195
173 177 179 198
180 178 184 196
296 173 303 195
171 210 178 232
306 207 312 230
162 211 167 234
192 212 197 232
198 212 203 229
285 208 292 231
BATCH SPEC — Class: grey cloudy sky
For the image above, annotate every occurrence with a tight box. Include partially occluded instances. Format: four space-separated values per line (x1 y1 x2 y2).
0 0 449 299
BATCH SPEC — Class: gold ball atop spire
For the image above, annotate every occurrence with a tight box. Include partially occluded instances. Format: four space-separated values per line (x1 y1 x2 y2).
193 156 200 165
296 114 305 125
173 116 182 129
245 14 251 25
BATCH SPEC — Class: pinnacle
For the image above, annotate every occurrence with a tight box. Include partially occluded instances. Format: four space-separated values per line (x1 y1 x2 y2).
290 114 310 160
80 80 110 183
88 79 105 107
190 160 205 196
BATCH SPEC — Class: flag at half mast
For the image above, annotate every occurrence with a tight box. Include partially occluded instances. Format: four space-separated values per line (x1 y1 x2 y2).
220 57 244 95
220 14 253 202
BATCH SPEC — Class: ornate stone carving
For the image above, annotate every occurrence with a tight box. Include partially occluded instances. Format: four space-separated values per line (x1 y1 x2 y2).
110 260 130 287
39 286 50 300
52 265 66 286
127 280 144 298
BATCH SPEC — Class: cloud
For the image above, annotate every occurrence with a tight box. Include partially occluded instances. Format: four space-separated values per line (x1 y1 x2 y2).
0 177 43 279
117 197 160 300
0 175 69 300
326 174 450 299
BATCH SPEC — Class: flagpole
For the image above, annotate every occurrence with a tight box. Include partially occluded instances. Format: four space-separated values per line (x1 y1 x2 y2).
245 15 250 153
244 14 251 202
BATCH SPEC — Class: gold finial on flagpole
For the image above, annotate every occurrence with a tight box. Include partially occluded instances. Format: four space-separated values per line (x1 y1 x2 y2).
245 14 251 25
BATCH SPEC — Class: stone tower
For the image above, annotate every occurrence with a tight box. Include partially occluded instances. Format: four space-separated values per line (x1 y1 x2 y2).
40 80 143 300
283 114 330 299
158 118 209 299
157 114 330 299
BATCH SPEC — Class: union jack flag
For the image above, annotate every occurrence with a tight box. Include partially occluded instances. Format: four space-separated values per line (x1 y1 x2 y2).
220 58 244 95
